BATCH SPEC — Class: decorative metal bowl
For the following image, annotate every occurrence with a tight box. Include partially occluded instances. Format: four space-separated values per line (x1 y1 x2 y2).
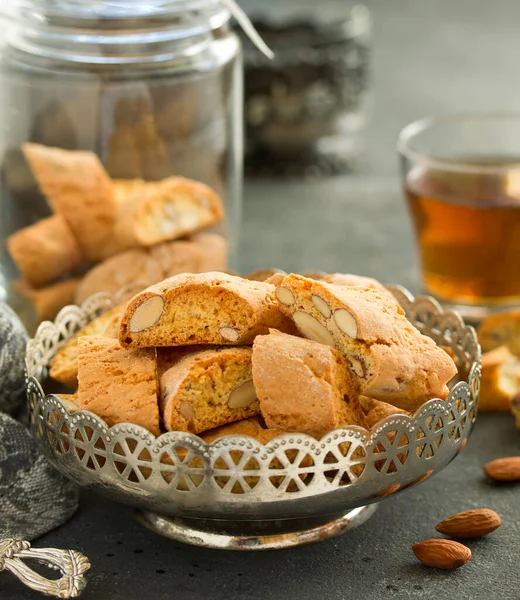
25 287 481 550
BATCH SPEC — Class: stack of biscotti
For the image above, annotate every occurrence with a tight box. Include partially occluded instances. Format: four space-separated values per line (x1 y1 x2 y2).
6 143 227 322
49 272 458 445
477 310 520 426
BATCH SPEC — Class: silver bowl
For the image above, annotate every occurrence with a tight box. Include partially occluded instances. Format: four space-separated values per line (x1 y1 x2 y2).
25 286 481 550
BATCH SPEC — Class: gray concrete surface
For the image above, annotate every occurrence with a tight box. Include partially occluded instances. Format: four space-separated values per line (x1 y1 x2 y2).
4 1 520 599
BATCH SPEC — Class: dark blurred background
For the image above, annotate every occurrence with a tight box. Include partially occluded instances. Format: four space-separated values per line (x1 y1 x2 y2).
241 0 520 282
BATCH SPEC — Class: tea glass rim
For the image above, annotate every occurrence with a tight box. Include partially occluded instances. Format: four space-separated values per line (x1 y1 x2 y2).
397 113 520 174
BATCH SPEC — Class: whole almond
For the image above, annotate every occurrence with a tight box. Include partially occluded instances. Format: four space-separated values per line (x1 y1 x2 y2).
483 456 520 482
435 509 501 539
412 539 471 570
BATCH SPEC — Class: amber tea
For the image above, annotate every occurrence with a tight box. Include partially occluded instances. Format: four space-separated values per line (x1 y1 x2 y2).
405 158 520 306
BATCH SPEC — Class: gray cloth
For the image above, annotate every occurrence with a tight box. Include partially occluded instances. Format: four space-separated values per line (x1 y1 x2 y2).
0 302 78 540
0 413 79 540
0 302 28 414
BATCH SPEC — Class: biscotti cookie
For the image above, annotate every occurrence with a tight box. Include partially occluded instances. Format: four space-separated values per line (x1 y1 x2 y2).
75 240 204 305
252 330 366 438
274 274 457 412
156 345 213 379
77 336 160 436
360 396 411 428
191 233 228 272
160 347 259 434
478 309 520 355
200 417 265 443
23 143 117 262
55 394 80 413
49 303 125 388
113 176 223 249
75 249 161 305
119 272 297 347
246 268 286 282
112 178 146 205
479 346 520 411
7 215 83 288
322 273 389 295
148 240 205 278
14 278 80 321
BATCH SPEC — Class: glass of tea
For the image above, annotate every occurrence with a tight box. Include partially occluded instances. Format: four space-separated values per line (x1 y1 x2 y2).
398 114 520 320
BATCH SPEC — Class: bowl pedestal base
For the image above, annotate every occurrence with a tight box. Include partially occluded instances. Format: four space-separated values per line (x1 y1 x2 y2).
135 504 378 550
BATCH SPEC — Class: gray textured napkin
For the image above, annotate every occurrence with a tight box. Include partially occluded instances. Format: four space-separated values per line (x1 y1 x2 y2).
0 302 78 540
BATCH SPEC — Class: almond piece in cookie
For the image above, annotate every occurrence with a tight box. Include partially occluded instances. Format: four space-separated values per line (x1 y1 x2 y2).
478 309 520 355
252 330 366 438
160 347 259 434
114 176 223 249
49 304 126 389
479 346 520 411
274 274 457 412
23 143 117 262
77 336 160 436
7 215 83 288
119 272 297 347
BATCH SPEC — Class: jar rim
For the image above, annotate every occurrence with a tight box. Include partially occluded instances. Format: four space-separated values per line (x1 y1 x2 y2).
0 0 232 66
397 113 520 174
1 0 224 21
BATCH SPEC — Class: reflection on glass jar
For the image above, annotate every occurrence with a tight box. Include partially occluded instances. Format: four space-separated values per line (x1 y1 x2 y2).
0 0 243 332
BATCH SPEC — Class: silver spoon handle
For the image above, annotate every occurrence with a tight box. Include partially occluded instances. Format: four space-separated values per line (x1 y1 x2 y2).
0 539 90 598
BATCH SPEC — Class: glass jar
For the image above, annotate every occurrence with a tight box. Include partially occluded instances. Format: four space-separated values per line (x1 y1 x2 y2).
0 0 243 332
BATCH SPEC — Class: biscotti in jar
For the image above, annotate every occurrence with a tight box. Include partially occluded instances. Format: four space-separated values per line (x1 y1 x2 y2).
0 0 242 332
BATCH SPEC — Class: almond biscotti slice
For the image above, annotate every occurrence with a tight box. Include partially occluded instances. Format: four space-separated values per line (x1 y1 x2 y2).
199 417 266 442
478 309 520 355
119 272 297 347
156 345 214 378
77 336 160 436
479 346 520 411
113 176 224 249
7 215 83 288
322 273 389 295
13 277 80 321
190 233 228 272
75 248 162 305
274 274 457 412
49 303 126 389
252 330 366 438
112 178 146 205
148 240 205 279
160 347 259 434
75 240 204 305
359 396 412 428
23 143 117 262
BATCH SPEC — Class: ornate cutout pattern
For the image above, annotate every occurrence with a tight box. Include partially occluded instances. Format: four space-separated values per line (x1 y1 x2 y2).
25 289 481 520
